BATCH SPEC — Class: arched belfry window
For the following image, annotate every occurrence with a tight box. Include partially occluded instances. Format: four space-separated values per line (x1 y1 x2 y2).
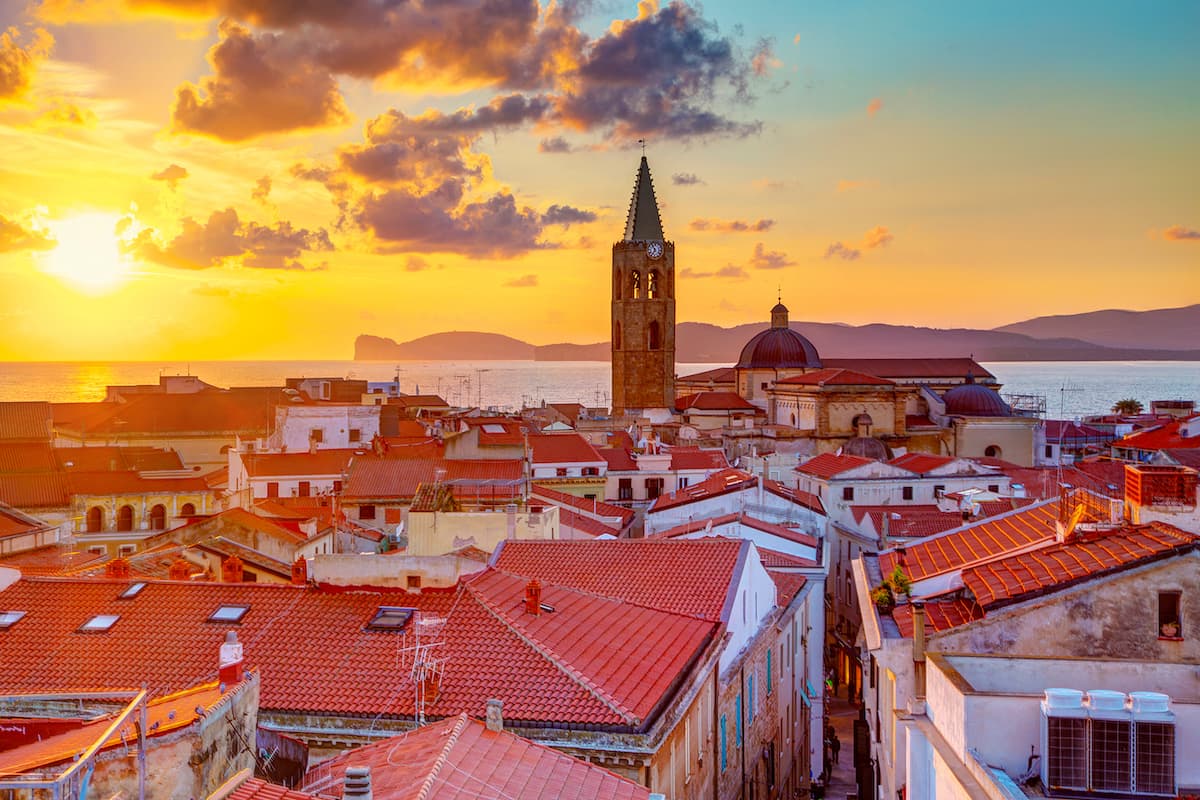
631 271 641 299
614 320 622 350
87 506 103 533
648 270 659 299
649 320 661 350
117 505 134 532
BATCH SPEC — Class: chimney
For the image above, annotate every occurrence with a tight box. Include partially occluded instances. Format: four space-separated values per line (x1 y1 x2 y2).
524 579 542 615
169 559 192 581
221 554 244 583
506 503 517 540
485 698 504 732
912 601 927 700
291 557 308 585
219 630 244 685
343 767 372 800
879 512 890 550
105 557 131 580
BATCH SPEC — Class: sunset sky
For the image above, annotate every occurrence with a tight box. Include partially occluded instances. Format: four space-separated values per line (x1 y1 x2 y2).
0 0 1196 360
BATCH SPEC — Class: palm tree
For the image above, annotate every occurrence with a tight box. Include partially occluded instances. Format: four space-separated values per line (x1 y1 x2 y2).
1111 398 1144 415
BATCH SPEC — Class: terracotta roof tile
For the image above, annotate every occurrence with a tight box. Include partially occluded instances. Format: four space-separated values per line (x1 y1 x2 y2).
0 472 70 509
344 457 523 502
55 446 184 472
676 367 736 384
796 453 875 479
597 447 638 471
647 468 757 513
0 443 57 473
652 513 819 548
66 471 209 496
492 538 747 622
228 778 325 800
822 357 995 381
963 521 1199 608
767 570 809 607
1114 416 1200 452
886 453 956 474
891 599 985 638
56 390 281 436
0 570 717 728
530 484 634 527
877 500 1060 582
528 433 604 465
774 368 894 387
763 479 826 515
851 505 963 539
668 447 730 471
242 449 362 478
675 392 759 411
0 402 53 441
0 544 109 576
301 713 650 800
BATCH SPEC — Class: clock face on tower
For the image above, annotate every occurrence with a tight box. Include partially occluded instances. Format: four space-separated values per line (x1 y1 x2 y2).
646 241 664 259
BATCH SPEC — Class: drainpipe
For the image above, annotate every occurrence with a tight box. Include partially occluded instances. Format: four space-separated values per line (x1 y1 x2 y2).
740 662 748 800
912 601 927 701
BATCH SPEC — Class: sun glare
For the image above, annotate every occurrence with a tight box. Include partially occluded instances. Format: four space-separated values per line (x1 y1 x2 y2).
41 213 133 292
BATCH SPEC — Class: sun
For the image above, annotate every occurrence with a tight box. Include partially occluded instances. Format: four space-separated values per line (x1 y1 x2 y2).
40 213 134 292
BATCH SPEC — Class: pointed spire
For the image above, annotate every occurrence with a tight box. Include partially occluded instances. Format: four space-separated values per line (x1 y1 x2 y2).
623 156 664 241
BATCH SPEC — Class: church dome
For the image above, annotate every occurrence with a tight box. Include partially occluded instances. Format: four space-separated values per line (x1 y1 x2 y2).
841 436 893 461
942 379 1012 417
735 301 822 369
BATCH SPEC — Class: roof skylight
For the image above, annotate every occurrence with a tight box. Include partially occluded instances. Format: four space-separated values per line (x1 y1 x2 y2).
366 606 414 631
482 424 506 434
0 611 26 630
208 605 250 624
79 614 120 632
118 582 147 599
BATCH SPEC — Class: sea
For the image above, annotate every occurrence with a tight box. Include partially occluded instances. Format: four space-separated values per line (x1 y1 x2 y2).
0 360 1196 420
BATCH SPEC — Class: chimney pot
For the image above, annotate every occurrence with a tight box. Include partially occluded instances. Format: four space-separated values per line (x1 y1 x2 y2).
524 579 542 615
221 554 244 583
485 699 504 732
291 557 308 585
343 767 372 800
219 630 244 685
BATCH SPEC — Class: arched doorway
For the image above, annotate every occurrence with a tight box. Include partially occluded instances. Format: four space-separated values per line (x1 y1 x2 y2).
984 445 1002 458
180 502 196 517
116 505 134 532
86 506 103 533
149 504 166 530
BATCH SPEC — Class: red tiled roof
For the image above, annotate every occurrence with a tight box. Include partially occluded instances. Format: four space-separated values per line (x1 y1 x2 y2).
492 538 747 622
56 390 282 436
1162 449 1200 469
877 500 1060 582
548 402 585 422
963 521 1199 608
757 547 819 569
302 713 649 800
0 503 51 539
851 505 963 539
55 446 184 472
242 449 362 478
0 443 57 474
0 402 53 441
156 506 312 545
763 479 826 515
676 367 736 384
775 369 894 387
887 453 956 474
1044 420 1111 442
344 457 522 502
0 472 71 509
990 463 1124 500
391 395 450 409
228 778 324 800
530 484 634 527
598 447 639 471
653 513 819 548
0 569 717 728
767 570 809 607
795 453 874 479
675 392 759 411
891 599 985 638
557 508 620 538
528 433 604 465
0 544 108 576
66 471 209 496
822 357 995 381
0 680 229 776
668 447 730 471
647 468 758 513
975 498 1038 518
1113 417 1200 452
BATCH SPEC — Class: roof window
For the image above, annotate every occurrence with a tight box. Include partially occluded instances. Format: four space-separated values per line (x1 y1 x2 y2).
482 424 506 434
0 611 26 630
80 614 120 632
118 582 147 599
367 606 414 631
208 605 250 624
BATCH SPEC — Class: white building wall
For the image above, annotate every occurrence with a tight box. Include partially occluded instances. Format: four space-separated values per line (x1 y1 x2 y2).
270 405 380 452
719 544 780 675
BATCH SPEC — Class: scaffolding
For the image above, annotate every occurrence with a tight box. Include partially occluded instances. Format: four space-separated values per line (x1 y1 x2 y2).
1004 393 1046 418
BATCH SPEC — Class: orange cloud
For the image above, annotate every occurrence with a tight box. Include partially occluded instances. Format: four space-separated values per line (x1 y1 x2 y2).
505 274 538 287
1163 225 1199 242
690 218 775 233
0 214 55 252
836 179 874 193
823 242 860 261
0 26 53 104
863 225 893 249
866 97 883 116
151 163 189 190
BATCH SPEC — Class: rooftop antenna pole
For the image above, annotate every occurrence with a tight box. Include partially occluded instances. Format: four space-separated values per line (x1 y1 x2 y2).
638 138 646 156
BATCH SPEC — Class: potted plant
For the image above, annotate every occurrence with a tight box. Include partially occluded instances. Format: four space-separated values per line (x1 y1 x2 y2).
1161 621 1180 638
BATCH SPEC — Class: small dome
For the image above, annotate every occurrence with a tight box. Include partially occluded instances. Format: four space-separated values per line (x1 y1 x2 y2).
771 302 788 315
942 382 1012 417
842 436 893 460
736 328 822 369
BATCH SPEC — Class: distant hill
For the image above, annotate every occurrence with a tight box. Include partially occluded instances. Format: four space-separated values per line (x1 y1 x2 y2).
356 312 1200 362
994 304 1200 350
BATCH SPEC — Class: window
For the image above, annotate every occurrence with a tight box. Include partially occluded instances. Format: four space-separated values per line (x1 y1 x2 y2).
79 614 120 632
582 467 599 476
556 467 568 477
720 715 728 772
406 575 422 590
349 428 362 443
933 485 945 498
310 428 324 443
298 481 311 497
118 544 136 557
679 476 690 489
118 582 147 599
149 504 166 530
367 606 414 631
618 478 633 500
180 502 196 516
842 486 854 502
902 486 913 501
266 482 279 498
1158 591 1182 638
208 605 250 623
584 493 596 501
333 480 343 494
647 270 659 299
631 270 641 299
116 505 134 532
0 610 26 630
761 382 768 390
988 484 1000 493
360 504 377 520
1045 444 1054 458
645 478 664 499
766 649 773 694
86 506 104 533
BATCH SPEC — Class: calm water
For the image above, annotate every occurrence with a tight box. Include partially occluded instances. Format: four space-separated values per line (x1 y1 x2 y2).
0 360 1195 418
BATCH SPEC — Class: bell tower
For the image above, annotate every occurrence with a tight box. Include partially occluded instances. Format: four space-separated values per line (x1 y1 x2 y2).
612 156 675 416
